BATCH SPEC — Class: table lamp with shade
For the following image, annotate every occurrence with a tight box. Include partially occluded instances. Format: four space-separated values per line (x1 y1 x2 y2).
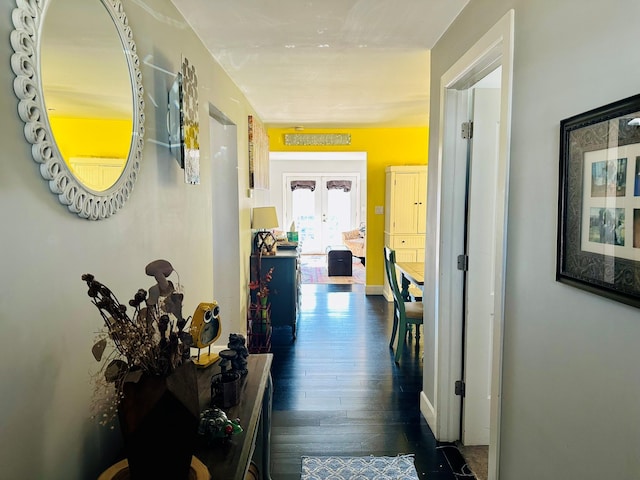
252 206 279 255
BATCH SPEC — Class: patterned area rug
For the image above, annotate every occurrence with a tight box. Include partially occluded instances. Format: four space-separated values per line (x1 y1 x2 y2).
301 455 419 480
300 254 365 285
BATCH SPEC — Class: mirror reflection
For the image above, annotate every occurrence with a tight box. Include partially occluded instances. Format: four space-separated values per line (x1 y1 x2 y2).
40 0 133 192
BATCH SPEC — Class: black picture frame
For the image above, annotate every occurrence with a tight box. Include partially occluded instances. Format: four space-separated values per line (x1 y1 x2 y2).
557 93 640 307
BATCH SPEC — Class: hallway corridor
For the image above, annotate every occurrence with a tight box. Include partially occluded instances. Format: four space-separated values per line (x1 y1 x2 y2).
269 283 465 479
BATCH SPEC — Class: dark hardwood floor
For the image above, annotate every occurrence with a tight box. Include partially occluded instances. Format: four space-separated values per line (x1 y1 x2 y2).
269 283 464 479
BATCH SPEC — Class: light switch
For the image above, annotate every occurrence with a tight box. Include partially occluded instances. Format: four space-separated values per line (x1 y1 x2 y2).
375 206 384 215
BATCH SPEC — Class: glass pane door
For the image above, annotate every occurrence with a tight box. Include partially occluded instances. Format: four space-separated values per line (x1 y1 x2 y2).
322 184 353 247
290 185 322 253
285 175 359 254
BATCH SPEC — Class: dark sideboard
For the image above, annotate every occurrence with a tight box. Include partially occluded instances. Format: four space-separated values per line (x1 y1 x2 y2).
250 250 300 339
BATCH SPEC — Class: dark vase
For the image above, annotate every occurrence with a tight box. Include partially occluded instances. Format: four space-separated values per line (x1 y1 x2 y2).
248 301 271 353
118 361 200 479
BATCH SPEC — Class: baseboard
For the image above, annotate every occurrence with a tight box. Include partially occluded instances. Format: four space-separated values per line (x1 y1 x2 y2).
420 390 437 436
365 284 384 296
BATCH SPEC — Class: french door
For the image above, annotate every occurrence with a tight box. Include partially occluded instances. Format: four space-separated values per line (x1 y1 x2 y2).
284 174 359 254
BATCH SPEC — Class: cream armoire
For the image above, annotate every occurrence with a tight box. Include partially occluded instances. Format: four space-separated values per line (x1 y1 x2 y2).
384 165 428 262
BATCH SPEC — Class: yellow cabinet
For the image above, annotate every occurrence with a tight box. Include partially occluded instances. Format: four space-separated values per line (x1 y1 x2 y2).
384 166 427 261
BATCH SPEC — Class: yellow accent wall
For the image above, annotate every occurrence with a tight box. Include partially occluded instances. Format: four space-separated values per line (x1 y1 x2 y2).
48 116 132 191
49 116 132 160
268 127 428 288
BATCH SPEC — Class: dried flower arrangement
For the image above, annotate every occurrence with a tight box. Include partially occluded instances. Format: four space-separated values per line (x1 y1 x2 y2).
249 265 274 300
248 257 275 353
82 259 194 426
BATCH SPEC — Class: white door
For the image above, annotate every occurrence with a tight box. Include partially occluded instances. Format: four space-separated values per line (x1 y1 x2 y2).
462 87 501 446
284 175 359 254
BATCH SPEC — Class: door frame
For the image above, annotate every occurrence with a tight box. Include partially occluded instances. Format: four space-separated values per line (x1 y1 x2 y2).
420 10 514 480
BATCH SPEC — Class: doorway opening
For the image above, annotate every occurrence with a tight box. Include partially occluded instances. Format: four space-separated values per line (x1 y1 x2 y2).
285 174 363 285
284 174 360 254
209 106 240 327
270 151 368 286
422 10 514 480
457 68 502 480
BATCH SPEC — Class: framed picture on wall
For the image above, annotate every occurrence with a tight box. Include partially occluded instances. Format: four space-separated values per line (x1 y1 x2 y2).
248 115 270 189
557 93 640 307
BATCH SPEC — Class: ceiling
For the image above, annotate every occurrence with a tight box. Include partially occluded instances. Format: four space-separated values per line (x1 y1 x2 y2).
169 0 470 128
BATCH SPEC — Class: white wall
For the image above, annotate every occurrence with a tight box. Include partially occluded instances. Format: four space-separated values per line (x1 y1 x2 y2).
425 0 640 478
0 0 258 477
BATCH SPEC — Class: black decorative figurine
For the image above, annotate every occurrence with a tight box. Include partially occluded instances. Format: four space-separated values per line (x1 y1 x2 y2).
227 333 249 376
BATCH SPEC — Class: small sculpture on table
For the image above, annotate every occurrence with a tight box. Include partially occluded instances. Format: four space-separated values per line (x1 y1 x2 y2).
227 333 249 376
190 301 222 368
210 349 241 408
198 407 242 442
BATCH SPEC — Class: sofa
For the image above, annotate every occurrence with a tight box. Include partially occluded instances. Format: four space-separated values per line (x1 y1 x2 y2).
341 229 365 265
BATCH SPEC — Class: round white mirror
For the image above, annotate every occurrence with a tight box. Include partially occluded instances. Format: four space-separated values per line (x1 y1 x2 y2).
10 0 145 220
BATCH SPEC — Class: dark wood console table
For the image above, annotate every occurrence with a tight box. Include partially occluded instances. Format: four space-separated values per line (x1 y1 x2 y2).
97 354 273 480
195 353 273 480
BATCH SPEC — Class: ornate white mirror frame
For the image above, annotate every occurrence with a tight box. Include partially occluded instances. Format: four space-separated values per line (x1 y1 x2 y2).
10 0 145 220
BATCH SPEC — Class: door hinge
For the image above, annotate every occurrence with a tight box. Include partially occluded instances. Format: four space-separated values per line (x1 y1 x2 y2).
461 121 473 139
455 380 466 397
457 254 469 271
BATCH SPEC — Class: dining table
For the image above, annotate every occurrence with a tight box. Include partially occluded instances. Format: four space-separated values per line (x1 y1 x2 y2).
395 261 424 301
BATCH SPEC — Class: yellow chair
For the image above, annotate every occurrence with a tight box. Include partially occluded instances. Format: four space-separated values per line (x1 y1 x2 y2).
384 247 423 364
